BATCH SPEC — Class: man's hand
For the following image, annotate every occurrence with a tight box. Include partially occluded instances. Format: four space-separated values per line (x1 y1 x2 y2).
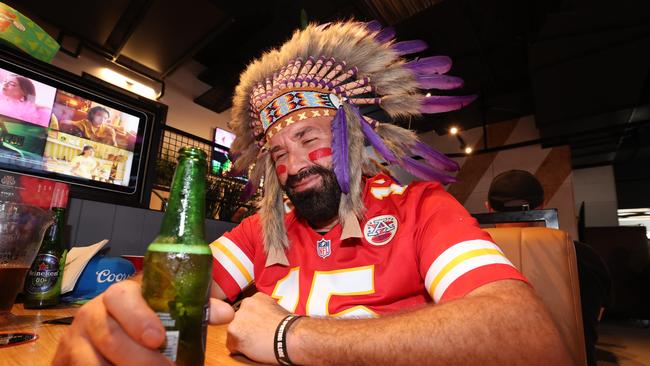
53 280 171 366
226 292 290 364
53 279 235 365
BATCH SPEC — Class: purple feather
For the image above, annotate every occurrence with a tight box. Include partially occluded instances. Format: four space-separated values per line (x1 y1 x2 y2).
331 107 350 193
240 179 257 201
375 27 395 43
399 156 457 184
364 20 383 32
403 56 453 75
420 95 477 114
392 40 428 56
351 106 398 164
417 75 464 90
411 141 459 172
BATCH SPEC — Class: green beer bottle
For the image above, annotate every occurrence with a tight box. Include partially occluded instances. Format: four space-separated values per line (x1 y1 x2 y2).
142 147 213 365
23 207 68 309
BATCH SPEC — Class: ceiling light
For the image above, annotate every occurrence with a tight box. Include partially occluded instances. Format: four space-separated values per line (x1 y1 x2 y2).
449 126 459 135
98 68 158 100
464 146 473 154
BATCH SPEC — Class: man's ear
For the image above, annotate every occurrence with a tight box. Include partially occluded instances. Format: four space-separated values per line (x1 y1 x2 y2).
484 201 493 212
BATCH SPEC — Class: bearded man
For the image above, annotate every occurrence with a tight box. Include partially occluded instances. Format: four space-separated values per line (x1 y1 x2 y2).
54 21 571 366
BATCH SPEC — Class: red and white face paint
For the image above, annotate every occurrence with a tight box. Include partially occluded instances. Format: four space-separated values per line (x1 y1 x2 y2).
308 147 332 162
267 116 335 188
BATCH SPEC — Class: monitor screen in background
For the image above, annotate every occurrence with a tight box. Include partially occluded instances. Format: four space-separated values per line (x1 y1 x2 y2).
0 65 144 190
214 128 235 148
211 146 247 180
211 146 231 176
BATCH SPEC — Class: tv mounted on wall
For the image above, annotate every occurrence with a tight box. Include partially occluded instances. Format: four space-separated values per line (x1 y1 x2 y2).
211 128 246 180
0 46 166 207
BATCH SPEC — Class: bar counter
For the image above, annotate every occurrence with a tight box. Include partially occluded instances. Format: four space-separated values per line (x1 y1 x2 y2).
0 304 262 365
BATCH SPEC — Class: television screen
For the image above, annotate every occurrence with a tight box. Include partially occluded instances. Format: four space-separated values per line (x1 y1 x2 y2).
211 146 246 180
214 127 235 148
0 53 155 197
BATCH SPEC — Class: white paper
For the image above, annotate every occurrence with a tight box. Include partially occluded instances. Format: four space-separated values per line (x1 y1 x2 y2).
61 239 109 294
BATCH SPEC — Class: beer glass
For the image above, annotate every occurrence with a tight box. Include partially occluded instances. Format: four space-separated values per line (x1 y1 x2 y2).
0 202 53 315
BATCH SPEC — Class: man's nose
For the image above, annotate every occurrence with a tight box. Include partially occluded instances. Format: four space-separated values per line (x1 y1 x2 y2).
286 152 311 176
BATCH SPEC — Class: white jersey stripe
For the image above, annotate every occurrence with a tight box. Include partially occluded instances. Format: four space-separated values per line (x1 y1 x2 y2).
215 236 254 279
432 254 514 302
209 236 254 290
424 240 503 292
210 244 251 290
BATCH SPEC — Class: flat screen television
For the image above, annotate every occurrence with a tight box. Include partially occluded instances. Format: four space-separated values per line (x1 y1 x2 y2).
0 46 166 207
211 128 246 180
213 127 235 149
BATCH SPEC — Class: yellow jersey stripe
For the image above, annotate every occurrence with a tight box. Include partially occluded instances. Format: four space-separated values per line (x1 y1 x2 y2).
431 255 514 302
428 248 504 297
212 240 253 283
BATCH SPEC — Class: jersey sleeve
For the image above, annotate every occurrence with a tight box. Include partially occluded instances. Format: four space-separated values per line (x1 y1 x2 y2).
210 215 258 302
414 184 529 303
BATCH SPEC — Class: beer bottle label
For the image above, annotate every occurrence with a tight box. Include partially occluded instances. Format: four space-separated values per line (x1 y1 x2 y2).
201 303 210 352
25 254 59 294
157 312 179 362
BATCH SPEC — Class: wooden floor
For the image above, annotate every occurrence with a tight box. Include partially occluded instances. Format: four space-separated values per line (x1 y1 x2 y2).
597 320 650 366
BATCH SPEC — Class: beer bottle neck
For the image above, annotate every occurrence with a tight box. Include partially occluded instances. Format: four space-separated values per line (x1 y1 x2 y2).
159 154 207 245
41 207 65 251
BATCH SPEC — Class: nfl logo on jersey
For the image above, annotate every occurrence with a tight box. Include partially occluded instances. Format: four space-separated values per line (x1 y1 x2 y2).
316 238 331 258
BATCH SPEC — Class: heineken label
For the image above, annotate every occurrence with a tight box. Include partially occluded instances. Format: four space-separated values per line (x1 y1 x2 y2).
25 254 59 294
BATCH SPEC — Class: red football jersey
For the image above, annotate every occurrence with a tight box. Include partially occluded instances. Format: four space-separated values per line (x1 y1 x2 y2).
211 174 527 317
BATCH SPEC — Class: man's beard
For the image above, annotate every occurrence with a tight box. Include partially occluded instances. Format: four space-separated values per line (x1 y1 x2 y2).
283 165 341 228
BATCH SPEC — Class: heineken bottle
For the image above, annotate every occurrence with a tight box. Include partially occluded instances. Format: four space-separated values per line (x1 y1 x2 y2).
142 147 213 366
23 207 67 309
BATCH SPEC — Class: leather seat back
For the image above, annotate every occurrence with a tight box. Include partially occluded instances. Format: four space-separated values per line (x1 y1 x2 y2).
486 227 587 366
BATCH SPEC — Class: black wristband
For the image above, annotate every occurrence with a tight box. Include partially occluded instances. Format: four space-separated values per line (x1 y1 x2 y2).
274 314 303 366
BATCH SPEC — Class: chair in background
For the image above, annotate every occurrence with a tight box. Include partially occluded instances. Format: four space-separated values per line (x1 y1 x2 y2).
483 226 587 366
473 208 559 229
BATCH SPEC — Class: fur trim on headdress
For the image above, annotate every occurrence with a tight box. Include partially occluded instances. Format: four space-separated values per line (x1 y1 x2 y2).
259 153 289 253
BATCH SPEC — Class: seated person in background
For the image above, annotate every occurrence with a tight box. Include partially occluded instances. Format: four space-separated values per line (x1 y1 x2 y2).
487 169 612 366
54 21 572 366
62 106 117 147
71 145 100 180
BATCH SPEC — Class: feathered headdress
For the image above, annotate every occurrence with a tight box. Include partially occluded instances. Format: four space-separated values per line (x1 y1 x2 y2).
228 20 476 259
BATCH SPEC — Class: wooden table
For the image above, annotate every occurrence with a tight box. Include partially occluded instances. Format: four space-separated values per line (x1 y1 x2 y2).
0 304 263 365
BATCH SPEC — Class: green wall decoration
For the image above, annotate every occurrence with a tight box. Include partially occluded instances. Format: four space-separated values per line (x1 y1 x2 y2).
0 3 59 62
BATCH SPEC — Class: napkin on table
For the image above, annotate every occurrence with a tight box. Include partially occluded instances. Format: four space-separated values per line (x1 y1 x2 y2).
61 239 109 294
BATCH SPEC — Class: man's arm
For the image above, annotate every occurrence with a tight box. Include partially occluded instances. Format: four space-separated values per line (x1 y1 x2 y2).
227 280 572 365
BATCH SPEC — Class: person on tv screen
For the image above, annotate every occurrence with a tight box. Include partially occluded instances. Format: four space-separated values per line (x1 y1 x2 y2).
0 74 52 127
71 145 100 180
64 106 118 147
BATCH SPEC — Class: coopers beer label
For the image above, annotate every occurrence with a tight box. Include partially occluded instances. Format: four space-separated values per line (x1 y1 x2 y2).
96 269 132 283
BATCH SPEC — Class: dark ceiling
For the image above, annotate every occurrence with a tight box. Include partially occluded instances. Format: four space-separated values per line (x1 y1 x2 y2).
7 0 650 206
